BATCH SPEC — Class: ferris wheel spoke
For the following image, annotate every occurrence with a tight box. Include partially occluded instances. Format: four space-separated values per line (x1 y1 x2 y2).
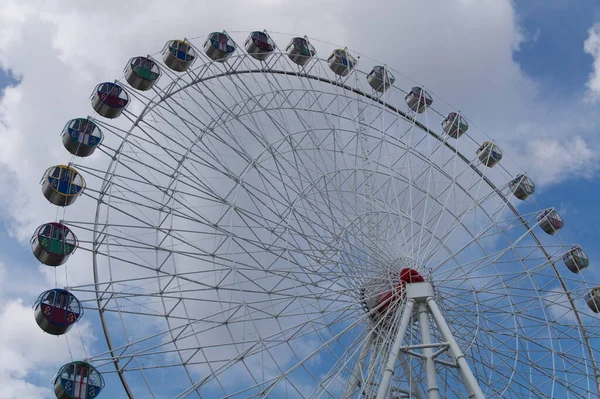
89 288 357 370
166 301 361 397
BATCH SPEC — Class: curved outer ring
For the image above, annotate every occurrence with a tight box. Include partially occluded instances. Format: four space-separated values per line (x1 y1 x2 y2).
92 54 599 397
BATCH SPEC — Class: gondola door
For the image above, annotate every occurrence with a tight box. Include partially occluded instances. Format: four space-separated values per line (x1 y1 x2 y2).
49 290 67 324
79 121 91 145
50 224 65 254
73 364 90 399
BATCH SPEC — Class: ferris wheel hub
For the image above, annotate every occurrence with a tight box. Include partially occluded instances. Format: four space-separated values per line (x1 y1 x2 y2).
360 261 433 323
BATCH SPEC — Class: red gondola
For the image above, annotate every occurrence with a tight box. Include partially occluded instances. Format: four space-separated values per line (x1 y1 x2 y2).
204 32 236 62
90 82 129 119
537 209 563 235
245 31 275 61
34 289 83 335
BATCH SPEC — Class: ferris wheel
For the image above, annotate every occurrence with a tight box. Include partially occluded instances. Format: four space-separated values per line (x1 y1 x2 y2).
31 30 600 398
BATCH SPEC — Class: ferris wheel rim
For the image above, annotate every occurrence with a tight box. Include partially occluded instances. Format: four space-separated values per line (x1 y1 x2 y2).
79 38 600 397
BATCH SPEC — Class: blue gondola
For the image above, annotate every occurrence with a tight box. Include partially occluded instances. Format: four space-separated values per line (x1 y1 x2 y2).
367 66 395 93
53 361 104 399
34 289 83 335
31 222 78 266
124 56 161 91
90 83 129 119
61 118 103 157
245 31 275 61
286 37 316 66
327 48 357 77
476 141 503 167
162 40 196 72
41 165 85 206
204 32 236 62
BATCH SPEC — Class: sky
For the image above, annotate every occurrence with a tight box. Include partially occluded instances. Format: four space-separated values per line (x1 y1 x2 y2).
1 0 600 398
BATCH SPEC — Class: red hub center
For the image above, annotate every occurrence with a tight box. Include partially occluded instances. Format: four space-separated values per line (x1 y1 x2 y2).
375 268 424 313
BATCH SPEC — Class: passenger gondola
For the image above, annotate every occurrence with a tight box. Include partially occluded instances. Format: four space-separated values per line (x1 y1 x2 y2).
204 32 236 62
124 56 160 91
31 222 78 266
162 40 196 72
61 118 102 157
244 31 275 61
537 209 563 235
476 141 503 167
34 289 83 335
53 361 104 399
367 66 395 93
286 37 316 66
90 82 129 119
405 87 432 113
327 48 357 77
41 165 85 206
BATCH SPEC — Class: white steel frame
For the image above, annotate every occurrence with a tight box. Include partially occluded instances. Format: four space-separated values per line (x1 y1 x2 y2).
54 31 600 398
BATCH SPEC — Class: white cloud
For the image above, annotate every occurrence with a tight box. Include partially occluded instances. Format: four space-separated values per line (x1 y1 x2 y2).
584 23 600 101
0 299 95 399
526 135 598 186
0 379 50 399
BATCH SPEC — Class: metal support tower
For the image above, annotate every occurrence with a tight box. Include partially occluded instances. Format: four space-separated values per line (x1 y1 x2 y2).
370 282 487 399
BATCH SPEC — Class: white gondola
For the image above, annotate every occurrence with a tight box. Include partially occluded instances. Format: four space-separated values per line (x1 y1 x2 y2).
537 209 563 235
327 48 357 77
586 287 600 313
204 32 236 62
476 141 503 167
162 40 196 72
286 37 316 66
563 246 589 273
124 56 161 91
405 87 432 113
245 31 275 62
509 174 535 200
61 118 103 157
367 66 395 93
442 112 469 139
